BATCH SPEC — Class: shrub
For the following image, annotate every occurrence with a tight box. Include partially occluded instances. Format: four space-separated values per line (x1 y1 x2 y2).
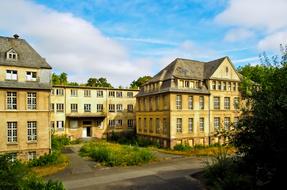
173 144 192 151
28 152 60 167
52 135 70 151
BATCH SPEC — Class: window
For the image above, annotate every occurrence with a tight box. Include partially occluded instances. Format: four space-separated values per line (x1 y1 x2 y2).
188 118 193 133
156 118 160 134
217 81 221 90
7 49 18 60
224 97 230 110
128 119 134 128
144 118 147 132
200 118 204 132
109 104 115 112
97 104 103 112
71 104 78 112
155 96 160 110
228 82 231 91
28 151 37 161
69 120 78 129
233 82 236 91
51 89 54 95
116 91 122 98
199 96 204 109
116 120 122 127
212 81 216 90
84 104 91 112
57 121 64 130
224 117 230 130
214 96 220 110
26 71 37 81
27 92 36 110
7 122 17 143
109 120 115 128
109 91 115 97
138 118 142 132
84 90 91 97
6 70 17 80
234 97 240 110
176 118 182 133
51 103 54 111
234 117 239 128
55 89 64 96
226 67 229 76
56 104 64 112
27 121 37 141
70 89 78 97
176 95 182 109
51 121 55 129
97 90 103 97
185 81 190 88
8 153 17 162
188 96 193 109
127 104 133 112
223 82 226 90
163 118 168 135
7 92 17 110
127 92 133 98
116 104 123 112
214 117 220 130
149 97 153 111
149 118 153 133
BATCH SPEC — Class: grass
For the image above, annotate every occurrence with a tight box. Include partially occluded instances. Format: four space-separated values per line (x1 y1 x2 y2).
79 140 156 166
31 154 69 177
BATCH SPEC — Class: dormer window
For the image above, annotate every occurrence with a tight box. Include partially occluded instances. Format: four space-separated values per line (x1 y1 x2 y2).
184 81 190 88
6 49 18 60
6 70 18 80
26 71 37 81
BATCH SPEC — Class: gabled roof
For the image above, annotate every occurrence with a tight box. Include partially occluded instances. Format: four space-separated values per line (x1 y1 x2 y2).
0 36 52 69
147 56 227 84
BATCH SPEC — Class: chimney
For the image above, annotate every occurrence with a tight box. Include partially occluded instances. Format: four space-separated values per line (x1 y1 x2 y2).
13 34 19 39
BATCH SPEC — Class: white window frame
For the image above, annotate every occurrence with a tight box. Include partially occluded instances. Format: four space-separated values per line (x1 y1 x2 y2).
97 90 103 97
27 121 37 141
116 104 123 112
7 122 17 143
7 92 17 110
199 96 204 109
109 104 115 112
188 118 193 133
127 104 133 112
188 96 193 109
71 104 78 112
128 119 134 128
28 151 37 161
199 118 204 132
84 104 91 112
84 90 91 97
6 70 17 80
176 95 182 110
70 89 78 97
26 71 37 81
56 103 64 112
214 117 220 130
57 121 64 130
176 118 182 133
224 117 230 130
214 96 220 110
224 97 230 110
97 104 103 112
27 92 37 110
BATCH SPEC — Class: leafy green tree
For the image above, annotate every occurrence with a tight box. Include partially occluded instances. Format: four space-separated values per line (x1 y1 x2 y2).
52 72 78 86
86 77 113 88
130 75 152 89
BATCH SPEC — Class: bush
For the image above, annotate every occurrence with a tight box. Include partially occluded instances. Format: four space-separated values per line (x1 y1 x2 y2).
52 135 70 151
173 144 192 151
28 152 60 167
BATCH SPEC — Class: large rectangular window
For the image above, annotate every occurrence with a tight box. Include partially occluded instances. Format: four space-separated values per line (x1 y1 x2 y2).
127 104 133 112
176 118 182 133
156 118 160 134
214 96 220 110
224 117 230 130
128 119 134 128
116 91 123 98
28 151 36 160
27 92 37 110
84 104 91 112
116 104 123 112
27 121 37 141
109 91 115 97
70 89 78 97
214 117 220 130
84 90 91 97
57 121 64 130
97 90 103 97
109 120 115 128
55 89 64 96
97 104 103 112
224 97 230 110
7 122 17 143
127 92 133 98
199 118 204 132
212 81 216 90
188 96 193 109
199 96 204 109
109 104 115 112
6 70 17 80
176 95 182 109
71 104 78 112
56 104 64 112
234 97 239 110
188 118 193 133
7 92 17 110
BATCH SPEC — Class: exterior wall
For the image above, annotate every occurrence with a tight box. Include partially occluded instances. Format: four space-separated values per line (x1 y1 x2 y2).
51 86 138 139
0 88 51 160
0 65 43 82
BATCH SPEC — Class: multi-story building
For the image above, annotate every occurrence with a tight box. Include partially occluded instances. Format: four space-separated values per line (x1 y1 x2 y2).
136 57 241 148
0 35 52 160
51 86 138 139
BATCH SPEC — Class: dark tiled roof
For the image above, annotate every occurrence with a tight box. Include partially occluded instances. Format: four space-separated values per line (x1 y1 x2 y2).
0 36 52 69
0 81 51 90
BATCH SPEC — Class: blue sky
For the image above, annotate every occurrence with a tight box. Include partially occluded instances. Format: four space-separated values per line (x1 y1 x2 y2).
0 0 286 86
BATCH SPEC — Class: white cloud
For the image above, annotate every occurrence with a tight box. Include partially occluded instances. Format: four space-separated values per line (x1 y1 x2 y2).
215 0 287 52
0 0 152 86
224 28 254 42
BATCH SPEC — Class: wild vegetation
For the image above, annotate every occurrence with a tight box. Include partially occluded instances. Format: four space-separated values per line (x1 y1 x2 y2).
79 140 156 166
204 46 287 189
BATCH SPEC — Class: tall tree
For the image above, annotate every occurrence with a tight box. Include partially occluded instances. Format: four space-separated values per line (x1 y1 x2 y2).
51 72 78 86
86 77 113 88
130 75 152 89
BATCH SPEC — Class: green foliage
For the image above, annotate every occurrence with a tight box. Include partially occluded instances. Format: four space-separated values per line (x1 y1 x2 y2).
86 77 113 87
173 144 193 151
52 72 79 86
130 75 152 89
0 154 65 190
52 135 70 151
28 152 60 167
79 141 155 166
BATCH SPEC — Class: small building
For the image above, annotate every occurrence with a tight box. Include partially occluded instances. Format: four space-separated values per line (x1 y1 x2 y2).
51 86 138 139
136 57 241 148
0 35 52 160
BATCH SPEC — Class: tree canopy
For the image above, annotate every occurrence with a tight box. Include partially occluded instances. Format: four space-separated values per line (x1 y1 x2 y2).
52 72 79 86
86 77 113 88
130 75 152 89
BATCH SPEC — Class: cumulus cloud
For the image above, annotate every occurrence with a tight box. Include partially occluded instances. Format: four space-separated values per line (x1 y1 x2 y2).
215 0 287 52
0 0 152 86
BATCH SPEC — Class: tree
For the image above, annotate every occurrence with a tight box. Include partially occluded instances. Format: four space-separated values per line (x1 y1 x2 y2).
130 75 152 89
86 77 113 88
51 72 78 86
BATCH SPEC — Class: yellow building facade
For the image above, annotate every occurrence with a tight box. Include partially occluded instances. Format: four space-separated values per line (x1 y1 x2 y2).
136 57 241 148
0 35 52 160
51 86 138 139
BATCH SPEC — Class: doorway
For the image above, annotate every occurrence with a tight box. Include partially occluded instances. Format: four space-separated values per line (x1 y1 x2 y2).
82 127 91 137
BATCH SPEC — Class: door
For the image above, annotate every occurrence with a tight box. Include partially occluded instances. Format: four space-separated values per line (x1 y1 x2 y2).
82 127 87 137
86 127 91 137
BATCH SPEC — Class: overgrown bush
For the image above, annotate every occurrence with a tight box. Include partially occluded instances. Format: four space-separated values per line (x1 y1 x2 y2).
173 144 193 151
52 135 70 151
28 152 61 167
80 141 155 166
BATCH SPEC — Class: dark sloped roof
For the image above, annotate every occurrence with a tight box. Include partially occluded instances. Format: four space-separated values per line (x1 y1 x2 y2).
147 57 227 84
0 36 52 69
0 81 51 90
